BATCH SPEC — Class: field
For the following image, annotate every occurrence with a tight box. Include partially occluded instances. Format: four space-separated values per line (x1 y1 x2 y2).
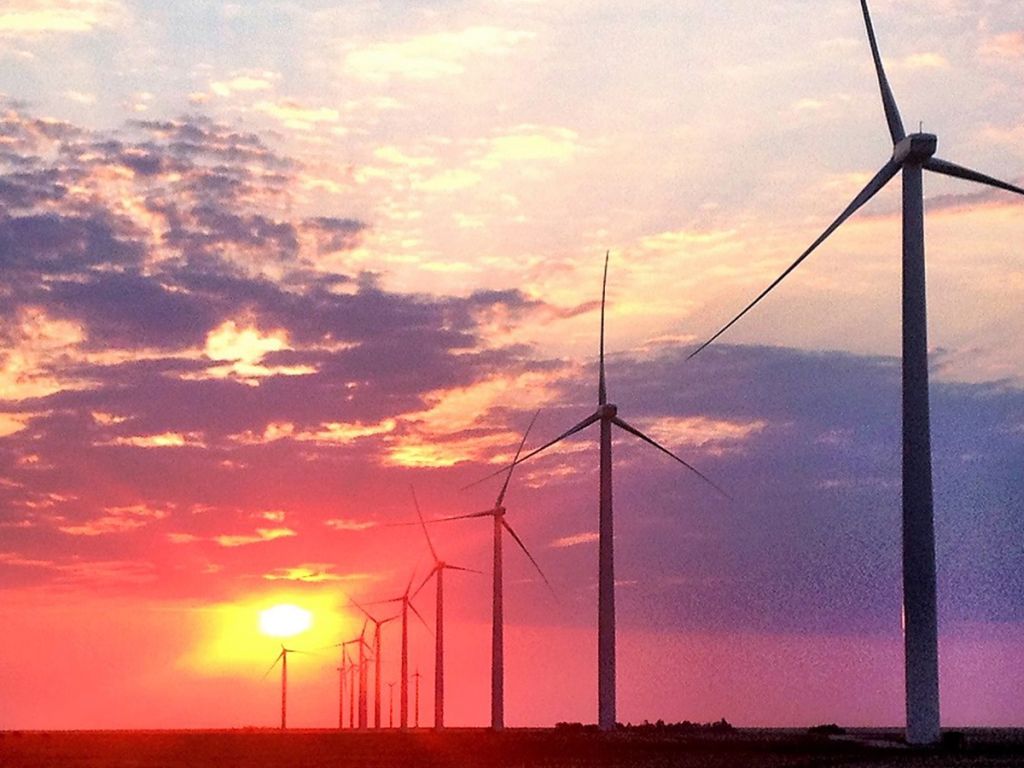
2 728 1023 768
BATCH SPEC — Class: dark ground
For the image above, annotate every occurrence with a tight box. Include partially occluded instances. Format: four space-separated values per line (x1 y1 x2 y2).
2 728 1023 768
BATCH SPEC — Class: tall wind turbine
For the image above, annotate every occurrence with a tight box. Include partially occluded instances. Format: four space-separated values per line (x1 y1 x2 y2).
372 571 430 729
410 487 479 730
349 598 399 728
686 0 1024 746
263 645 297 730
431 413 553 730
495 252 728 730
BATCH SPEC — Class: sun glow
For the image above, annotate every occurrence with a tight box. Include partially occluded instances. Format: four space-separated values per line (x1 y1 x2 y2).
259 604 312 637
182 592 354 676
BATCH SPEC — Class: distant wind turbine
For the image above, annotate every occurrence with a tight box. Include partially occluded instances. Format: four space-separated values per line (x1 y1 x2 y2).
387 681 396 728
489 252 728 730
349 598 399 728
336 647 346 729
687 0 1024 746
412 668 422 728
263 644 300 730
431 413 553 730
410 486 479 730
341 622 372 729
372 571 430 729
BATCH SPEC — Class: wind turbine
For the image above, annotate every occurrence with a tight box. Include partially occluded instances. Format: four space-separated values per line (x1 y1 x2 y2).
491 252 728 730
686 0 1024 746
332 636 359 728
341 623 372 729
410 486 479 730
372 571 430 729
263 645 298 730
387 681 396 728
412 668 422 728
345 650 357 729
349 598 399 728
430 413 553 730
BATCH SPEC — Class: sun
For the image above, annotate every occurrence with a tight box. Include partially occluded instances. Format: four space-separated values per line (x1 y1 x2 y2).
259 604 312 638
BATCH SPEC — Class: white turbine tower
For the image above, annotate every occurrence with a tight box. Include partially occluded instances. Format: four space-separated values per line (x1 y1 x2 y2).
431 413 553 731
494 252 728 730
687 0 1024 746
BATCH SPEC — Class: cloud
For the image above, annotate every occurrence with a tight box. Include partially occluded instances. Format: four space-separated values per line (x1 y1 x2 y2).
980 31 1024 59
262 564 371 582
324 518 377 532
209 71 278 98
57 503 169 536
898 52 950 70
253 100 340 131
344 26 535 81
102 432 207 449
213 527 297 548
550 531 599 549
0 0 122 36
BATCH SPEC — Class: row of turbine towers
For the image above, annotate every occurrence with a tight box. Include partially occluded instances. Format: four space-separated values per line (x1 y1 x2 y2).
267 0 1022 745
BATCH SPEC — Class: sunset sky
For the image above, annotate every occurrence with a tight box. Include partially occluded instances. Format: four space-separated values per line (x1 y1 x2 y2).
1 0 1023 730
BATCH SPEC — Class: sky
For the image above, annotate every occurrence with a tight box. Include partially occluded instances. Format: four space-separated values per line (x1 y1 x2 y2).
0 0 1023 730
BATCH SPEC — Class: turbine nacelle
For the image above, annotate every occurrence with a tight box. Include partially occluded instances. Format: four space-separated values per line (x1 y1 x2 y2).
893 133 938 165
598 403 618 420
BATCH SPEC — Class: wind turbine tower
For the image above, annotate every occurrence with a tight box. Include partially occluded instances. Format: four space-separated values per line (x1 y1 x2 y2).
501 252 727 730
433 414 553 730
687 0 1024 746
410 487 478 730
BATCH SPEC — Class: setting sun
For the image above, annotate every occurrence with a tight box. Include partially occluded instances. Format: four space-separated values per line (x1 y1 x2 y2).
259 604 313 638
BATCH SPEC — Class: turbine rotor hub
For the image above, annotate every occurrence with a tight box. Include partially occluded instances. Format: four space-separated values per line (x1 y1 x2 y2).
893 133 938 164
598 403 618 419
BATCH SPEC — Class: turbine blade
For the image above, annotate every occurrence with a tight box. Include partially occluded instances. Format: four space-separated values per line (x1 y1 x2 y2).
462 411 601 490
408 599 432 635
599 250 610 406
502 518 557 599
443 564 482 575
434 509 497 522
411 565 439 601
925 157 1024 197
611 416 732 500
410 485 438 563
860 0 905 143
345 594 379 624
688 159 900 359
496 410 540 508
404 568 417 597
262 651 284 680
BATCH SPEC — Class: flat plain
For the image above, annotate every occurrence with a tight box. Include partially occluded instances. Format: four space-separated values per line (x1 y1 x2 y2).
2 728 1023 768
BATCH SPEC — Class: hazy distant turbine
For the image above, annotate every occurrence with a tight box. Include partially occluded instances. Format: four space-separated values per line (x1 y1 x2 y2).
687 0 1024 746
349 598 399 728
496 252 728 730
372 571 430 729
433 414 553 730
410 487 479 730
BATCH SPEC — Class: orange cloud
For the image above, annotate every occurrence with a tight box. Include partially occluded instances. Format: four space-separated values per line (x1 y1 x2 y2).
58 504 169 536
550 531 599 549
213 528 297 548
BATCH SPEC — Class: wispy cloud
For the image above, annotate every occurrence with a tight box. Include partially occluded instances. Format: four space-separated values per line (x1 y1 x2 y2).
213 528 297 548
550 531 599 549
344 26 535 81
